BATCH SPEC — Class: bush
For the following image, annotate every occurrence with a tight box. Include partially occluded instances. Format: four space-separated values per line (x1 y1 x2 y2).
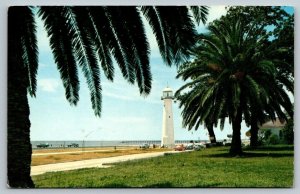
267 134 280 145
258 129 271 145
282 119 294 144
264 130 272 140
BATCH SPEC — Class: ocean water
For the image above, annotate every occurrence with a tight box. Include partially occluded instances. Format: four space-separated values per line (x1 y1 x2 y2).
31 140 201 149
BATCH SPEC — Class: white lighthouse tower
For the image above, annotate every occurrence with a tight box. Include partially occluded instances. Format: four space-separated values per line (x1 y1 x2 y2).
161 87 175 148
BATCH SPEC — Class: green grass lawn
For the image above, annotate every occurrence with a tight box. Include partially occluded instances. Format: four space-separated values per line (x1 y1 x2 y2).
32 145 294 188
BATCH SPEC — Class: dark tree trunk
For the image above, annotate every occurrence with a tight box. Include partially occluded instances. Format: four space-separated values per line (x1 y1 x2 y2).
250 121 259 148
230 107 243 156
207 124 217 143
7 8 34 188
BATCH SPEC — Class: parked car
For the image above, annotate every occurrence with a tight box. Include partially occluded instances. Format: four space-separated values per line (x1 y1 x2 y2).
185 143 205 151
36 143 49 148
139 143 150 149
67 143 79 148
193 144 205 151
174 144 185 151
185 144 194 150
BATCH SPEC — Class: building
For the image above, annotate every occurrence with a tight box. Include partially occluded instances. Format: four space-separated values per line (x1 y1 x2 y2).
258 118 286 137
245 118 287 138
161 87 175 148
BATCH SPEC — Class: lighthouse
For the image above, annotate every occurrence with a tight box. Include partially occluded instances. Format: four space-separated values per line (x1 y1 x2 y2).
161 87 175 148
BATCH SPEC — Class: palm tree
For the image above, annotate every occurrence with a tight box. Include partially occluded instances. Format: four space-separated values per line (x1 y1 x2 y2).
216 7 294 148
245 80 293 148
8 6 208 187
245 13 294 147
175 17 293 155
175 78 218 143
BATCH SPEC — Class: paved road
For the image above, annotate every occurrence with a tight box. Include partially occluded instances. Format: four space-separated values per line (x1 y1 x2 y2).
31 151 182 176
32 148 128 156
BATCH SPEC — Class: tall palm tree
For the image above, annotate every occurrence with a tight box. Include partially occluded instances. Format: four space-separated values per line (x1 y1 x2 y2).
245 78 293 148
215 7 294 148
175 17 293 155
244 13 294 147
175 76 218 143
8 6 208 187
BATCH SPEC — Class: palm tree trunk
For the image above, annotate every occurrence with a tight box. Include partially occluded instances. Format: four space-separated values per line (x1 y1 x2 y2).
207 124 217 143
230 107 243 156
8 15 34 188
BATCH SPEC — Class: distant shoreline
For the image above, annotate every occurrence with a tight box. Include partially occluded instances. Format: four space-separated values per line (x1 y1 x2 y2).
31 139 250 149
31 140 208 148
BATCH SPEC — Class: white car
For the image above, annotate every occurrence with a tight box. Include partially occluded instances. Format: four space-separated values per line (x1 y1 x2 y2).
193 144 205 151
139 143 150 149
185 144 194 150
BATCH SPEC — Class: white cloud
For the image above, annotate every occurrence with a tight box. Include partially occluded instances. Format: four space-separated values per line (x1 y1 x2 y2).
38 79 60 92
102 75 161 104
103 90 160 104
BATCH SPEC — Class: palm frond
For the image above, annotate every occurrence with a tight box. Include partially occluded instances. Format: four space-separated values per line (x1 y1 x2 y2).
20 7 39 97
87 7 114 81
276 75 294 94
141 6 172 65
155 6 197 65
190 6 209 25
38 7 80 105
117 7 152 95
66 7 102 116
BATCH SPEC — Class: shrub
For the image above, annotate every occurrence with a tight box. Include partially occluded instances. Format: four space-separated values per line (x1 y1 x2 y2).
267 134 280 145
282 119 294 144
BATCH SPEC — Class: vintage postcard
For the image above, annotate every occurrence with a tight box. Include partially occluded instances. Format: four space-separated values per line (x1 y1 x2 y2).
7 5 294 188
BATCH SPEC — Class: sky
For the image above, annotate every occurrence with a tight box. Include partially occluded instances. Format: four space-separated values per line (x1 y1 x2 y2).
28 6 293 141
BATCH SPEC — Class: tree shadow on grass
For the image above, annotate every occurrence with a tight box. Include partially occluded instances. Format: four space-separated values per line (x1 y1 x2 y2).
148 182 222 188
102 182 222 188
192 183 222 188
101 183 130 188
206 152 293 158
243 145 294 151
146 182 222 188
146 182 173 188
102 182 173 188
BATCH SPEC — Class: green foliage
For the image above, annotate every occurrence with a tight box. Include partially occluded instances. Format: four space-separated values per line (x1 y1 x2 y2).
259 129 284 145
282 119 294 144
190 6 209 25
175 6 294 155
16 6 209 116
32 146 294 188
264 129 272 140
258 129 274 145
221 6 290 28
214 6 294 148
267 134 280 145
